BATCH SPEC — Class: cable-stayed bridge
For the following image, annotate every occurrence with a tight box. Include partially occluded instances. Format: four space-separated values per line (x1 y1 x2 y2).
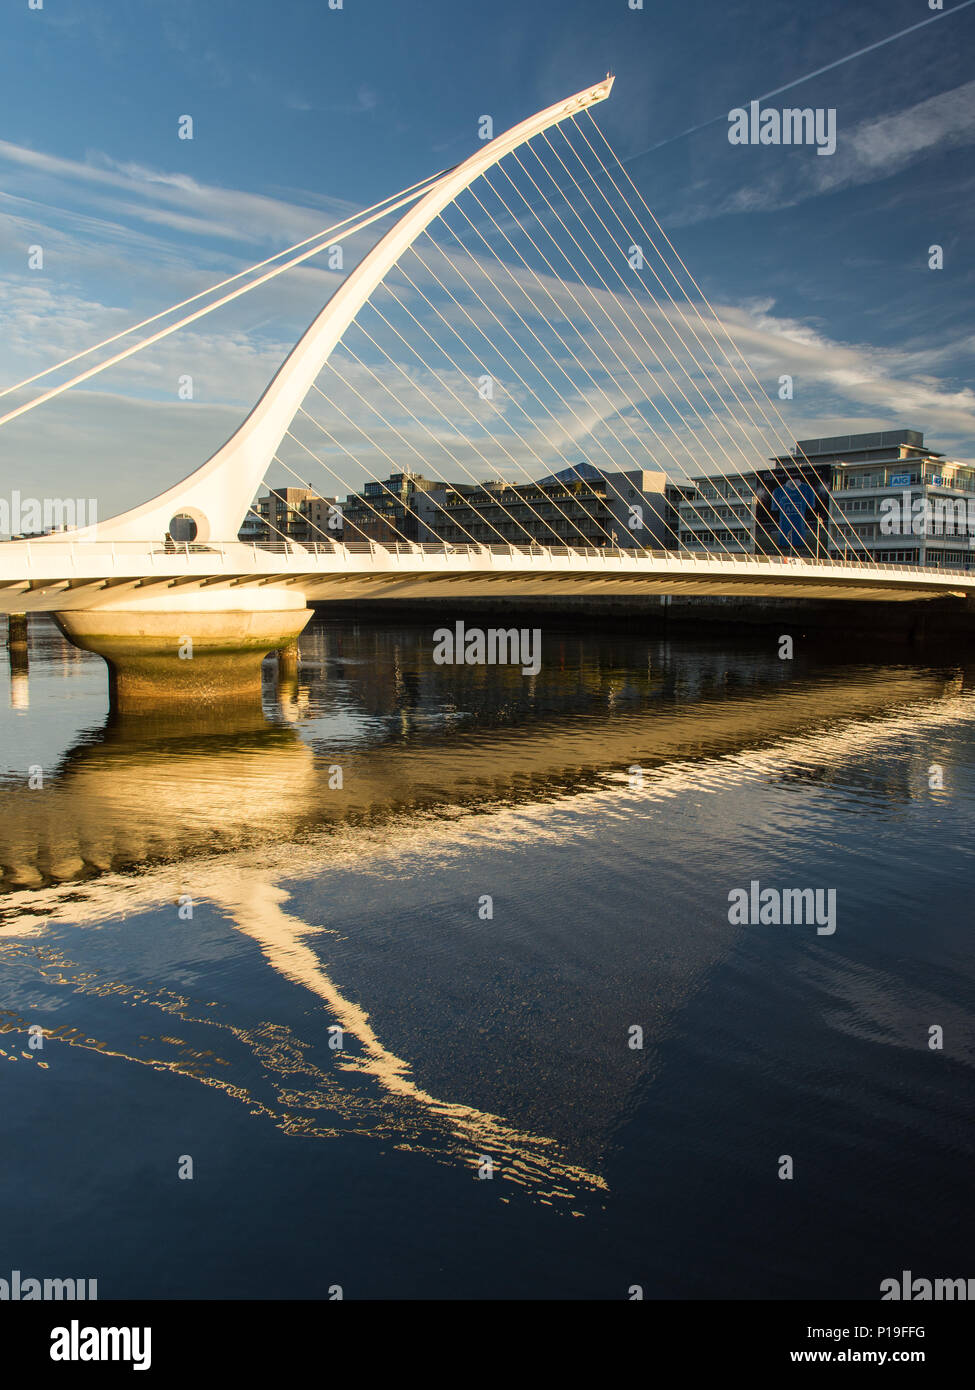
2 76 972 701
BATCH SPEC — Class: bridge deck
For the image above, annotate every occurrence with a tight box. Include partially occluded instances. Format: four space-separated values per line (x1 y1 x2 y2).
1 539 972 612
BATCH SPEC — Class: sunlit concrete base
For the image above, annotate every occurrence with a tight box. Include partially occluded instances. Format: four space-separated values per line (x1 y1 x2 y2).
54 589 311 709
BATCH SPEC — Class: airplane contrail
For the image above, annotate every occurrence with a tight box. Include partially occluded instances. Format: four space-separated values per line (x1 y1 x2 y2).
624 0 975 163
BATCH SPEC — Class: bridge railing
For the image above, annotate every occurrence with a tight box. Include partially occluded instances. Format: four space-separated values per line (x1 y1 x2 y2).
235 540 975 577
4 535 974 581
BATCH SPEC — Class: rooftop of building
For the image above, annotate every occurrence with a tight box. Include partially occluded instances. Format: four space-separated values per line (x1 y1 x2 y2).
773 429 945 463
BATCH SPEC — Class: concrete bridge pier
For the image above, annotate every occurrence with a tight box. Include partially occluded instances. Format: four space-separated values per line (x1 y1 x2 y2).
6 613 29 711
273 637 302 709
7 612 28 653
53 588 312 710
276 637 301 678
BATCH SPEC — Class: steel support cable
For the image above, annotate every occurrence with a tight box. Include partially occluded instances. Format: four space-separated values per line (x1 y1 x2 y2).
0 178 445 429
557 118 853 558
391 248 647 552
554 122 801 477
348 290 626 551
319 316 537 548
499 148 780 561
243 493 373 554
320 321 556 549
580 111 866 560
0 168 451 404
300 377 488 548
582 109 831 462
294 401 440 547
495 147 773 498
284 422 415 546
427 195 716 557
263 454 385 547
435 193 692 484
442 180 752 558
449 183 749 561
313 349 518 546
244 505 299 547
269 440 434 548
411 218 672 499
304 373 549 552
401 240 691 558
514 137 798 559
373 266 648 555
324 318 606 549
320 348 535 549
489 156 772 562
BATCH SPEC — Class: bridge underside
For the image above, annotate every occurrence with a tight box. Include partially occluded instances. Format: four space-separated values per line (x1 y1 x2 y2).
0 576 964 613
278 571 963 604
0 561 970 614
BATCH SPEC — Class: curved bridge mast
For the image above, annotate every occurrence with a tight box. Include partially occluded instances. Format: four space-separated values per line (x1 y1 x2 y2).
90 76 615 545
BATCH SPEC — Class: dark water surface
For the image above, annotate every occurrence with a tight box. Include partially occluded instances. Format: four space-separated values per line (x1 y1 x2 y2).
1 616 973 1299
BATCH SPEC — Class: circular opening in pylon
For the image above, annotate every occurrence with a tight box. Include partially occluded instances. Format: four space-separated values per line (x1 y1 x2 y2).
169 513 199 543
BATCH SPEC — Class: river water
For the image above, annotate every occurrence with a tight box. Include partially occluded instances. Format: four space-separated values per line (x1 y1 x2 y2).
1 614 973 1299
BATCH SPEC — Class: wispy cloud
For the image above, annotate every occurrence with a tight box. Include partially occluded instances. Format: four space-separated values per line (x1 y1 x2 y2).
0 138 360 248
675 79 975 224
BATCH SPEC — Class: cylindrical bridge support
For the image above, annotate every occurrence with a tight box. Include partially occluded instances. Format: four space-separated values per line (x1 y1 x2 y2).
53 590 311 710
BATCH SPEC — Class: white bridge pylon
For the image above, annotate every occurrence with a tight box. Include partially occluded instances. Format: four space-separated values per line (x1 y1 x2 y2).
68 77 614 546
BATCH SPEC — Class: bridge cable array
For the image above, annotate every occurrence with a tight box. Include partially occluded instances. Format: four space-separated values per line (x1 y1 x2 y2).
580 111 865 560
0 167 454 428
273 109 865 562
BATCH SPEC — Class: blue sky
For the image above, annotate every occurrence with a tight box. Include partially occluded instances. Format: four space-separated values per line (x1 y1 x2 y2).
1 0 974 520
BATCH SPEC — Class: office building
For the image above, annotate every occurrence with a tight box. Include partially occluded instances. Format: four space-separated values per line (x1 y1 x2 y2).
674 430 975 568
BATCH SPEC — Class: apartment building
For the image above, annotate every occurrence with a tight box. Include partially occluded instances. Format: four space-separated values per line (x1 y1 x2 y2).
418 463 676 549
240 486 343 544
341 471 447 543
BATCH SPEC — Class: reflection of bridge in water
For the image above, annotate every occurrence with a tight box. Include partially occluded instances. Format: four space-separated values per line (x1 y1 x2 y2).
3 643 974 1208
1 637 968 890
